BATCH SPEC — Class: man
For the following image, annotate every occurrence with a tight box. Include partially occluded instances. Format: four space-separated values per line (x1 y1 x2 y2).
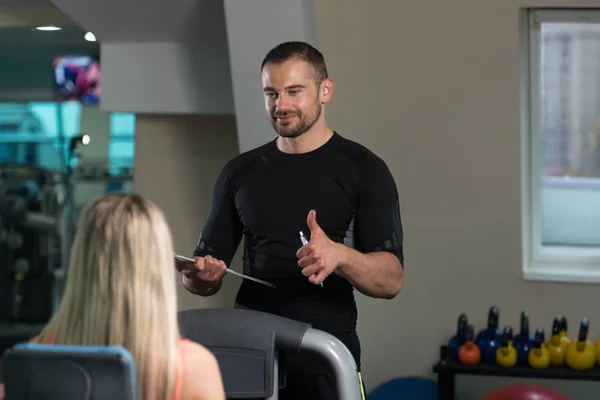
175 41 404 400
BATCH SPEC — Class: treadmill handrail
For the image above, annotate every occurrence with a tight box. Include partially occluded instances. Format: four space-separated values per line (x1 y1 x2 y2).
300 328 363 400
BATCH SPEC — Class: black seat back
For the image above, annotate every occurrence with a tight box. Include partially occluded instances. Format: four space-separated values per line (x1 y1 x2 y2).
178 308 311 399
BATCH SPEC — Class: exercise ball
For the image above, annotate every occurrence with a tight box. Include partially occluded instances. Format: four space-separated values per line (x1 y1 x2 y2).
481 383 569 400
368 376 437 400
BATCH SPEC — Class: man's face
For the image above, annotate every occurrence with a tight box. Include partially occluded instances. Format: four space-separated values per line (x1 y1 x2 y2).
262 59 323 138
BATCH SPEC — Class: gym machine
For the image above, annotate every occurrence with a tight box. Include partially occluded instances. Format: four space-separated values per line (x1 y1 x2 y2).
4 308 364 400
0 134 91 328
0 162 69 324
178 308 364 400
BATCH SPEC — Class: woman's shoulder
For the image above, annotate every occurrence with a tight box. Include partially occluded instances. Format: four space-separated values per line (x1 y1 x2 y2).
179 340 225 400
180 339 217 365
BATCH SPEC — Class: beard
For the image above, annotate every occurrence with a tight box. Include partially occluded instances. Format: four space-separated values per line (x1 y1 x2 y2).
270 102 322 138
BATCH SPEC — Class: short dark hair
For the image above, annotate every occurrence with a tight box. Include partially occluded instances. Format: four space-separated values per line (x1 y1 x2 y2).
261 41 329 84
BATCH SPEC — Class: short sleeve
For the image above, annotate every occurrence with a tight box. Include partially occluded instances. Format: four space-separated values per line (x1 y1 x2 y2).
193 164 244 266
353 156 404 266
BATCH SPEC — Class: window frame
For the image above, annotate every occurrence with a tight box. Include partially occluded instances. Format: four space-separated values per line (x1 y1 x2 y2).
522 8 600 284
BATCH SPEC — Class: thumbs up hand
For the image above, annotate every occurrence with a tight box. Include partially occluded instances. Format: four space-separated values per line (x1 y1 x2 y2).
296 210 344 286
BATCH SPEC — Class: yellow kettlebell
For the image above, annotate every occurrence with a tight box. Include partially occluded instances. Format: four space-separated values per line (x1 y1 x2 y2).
565 318 596 371
496 325 517 368
547 315 567 366
595 337 600 367
529 328 550 369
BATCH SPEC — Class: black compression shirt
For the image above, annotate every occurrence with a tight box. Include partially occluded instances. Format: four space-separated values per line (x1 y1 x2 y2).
193 132 404 374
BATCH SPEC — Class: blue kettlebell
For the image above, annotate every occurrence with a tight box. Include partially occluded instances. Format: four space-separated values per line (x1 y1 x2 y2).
448 313 468 361
475 306 502 363
514 311 535 365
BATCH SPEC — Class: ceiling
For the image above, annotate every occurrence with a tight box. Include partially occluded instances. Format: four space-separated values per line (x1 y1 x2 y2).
0 26 95 47
0 3 95 49
48 0 226 43
0 5 75 28
0 0 227 45
0 0 50 5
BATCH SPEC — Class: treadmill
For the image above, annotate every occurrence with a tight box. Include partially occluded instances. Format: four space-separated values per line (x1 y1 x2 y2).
178 308 363 400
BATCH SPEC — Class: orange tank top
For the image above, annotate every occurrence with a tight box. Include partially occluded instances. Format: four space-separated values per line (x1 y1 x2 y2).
42 336 190 400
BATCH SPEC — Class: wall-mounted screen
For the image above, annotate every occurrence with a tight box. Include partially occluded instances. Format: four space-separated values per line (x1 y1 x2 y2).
53 55 101 104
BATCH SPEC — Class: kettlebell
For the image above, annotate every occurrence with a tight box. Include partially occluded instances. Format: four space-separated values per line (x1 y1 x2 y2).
565 318 596 371
475 306 502 363
595 336 600 367
529 328 550 369
459 324 480 364
547 315 566 366
559 315 571 350
448 313 468 361
496 325 517 368
514 311 535 366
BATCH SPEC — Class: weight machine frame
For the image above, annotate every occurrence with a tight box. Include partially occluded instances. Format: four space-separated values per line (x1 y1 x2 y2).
0 162 72 322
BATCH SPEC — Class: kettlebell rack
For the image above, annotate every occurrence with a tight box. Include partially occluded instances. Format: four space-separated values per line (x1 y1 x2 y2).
432 345 600 400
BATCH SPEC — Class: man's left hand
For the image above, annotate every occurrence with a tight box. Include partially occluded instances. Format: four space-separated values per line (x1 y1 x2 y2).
296 210 345 285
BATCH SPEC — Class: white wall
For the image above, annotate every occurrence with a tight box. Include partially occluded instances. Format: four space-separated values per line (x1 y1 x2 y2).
223 0 317 153
132 115 242 310
99 41 234 115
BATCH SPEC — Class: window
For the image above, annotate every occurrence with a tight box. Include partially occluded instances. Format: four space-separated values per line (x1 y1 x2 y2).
0 102 135 174
109 112 135 167
523 9 600 283
0 102 63 170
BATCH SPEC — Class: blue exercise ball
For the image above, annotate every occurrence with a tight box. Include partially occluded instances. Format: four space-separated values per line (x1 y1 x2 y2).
368 376 437 400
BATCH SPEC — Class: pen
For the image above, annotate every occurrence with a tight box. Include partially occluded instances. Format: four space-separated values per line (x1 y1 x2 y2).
299 231 324 287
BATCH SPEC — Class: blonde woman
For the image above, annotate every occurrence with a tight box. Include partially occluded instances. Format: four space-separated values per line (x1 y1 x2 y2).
29 193 225 400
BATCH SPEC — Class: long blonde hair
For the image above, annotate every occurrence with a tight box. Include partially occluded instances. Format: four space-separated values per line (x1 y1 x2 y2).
34 193 181 400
